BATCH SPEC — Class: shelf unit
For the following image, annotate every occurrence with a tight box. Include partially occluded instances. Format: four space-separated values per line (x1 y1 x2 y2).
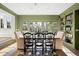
60 18 64 31
65 13 73 44
61 9 79 49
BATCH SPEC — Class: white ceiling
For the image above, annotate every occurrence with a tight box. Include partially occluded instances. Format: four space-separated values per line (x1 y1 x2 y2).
2 3 74 15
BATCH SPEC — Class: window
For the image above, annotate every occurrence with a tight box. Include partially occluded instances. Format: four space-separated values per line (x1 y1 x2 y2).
22 21 58 32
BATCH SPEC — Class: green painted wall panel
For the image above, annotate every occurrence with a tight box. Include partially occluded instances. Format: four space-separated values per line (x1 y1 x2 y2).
60 3 79 18
60 3 79 49
18 15 60 30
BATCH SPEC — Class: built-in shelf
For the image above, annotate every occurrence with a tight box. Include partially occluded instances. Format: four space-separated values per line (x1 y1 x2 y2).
65 13 73 44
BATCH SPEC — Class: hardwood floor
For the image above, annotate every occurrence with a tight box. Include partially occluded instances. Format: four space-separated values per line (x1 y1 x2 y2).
55 49 67 56
0 38 16 50
16 49 66 56
0 41 66 56
64 44 79 56
69 49 79 56
0 43 67 56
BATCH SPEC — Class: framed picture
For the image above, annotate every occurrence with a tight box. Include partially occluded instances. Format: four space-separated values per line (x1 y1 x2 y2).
65 26 71 33
0 18 4 28
6 16 11 28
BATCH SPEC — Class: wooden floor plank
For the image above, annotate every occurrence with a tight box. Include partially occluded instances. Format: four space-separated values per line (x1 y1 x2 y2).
55 49 67 56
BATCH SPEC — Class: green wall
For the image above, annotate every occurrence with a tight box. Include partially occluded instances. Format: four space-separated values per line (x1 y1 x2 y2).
60 3 79 17
60 3 79 49
18 15 60 30
0 3 18 29
1 3 79 49
0 3 60 31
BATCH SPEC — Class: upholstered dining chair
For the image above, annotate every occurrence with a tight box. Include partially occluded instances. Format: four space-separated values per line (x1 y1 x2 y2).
54 31 64 49
15 31 24 55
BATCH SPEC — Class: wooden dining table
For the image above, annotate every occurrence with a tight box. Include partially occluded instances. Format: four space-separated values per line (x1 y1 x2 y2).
15 31 64 56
